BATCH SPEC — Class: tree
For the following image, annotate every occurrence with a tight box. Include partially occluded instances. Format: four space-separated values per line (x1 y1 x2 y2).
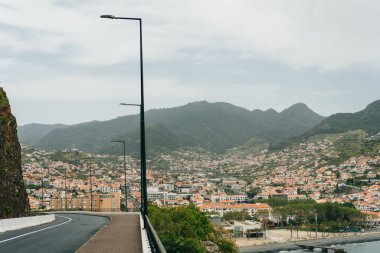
222 211 250 221
246 187 261 198
149 204 238 253
253 210 270 238
272 207 287 227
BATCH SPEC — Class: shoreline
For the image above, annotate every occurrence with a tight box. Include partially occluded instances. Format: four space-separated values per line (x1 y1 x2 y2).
239 231 380 253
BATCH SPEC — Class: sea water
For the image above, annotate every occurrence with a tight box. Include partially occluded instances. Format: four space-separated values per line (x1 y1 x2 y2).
279 240 380 253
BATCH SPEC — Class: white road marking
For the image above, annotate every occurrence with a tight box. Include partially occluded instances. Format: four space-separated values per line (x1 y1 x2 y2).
0 215 72 244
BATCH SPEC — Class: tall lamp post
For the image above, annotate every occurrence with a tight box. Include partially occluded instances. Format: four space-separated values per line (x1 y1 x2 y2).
101 14 148 216
112 140 128 212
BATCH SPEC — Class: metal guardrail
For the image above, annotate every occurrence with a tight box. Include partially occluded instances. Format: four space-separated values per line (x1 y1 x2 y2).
143 215 167 253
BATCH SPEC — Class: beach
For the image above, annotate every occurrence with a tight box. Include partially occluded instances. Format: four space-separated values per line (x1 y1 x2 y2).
238 229 380 252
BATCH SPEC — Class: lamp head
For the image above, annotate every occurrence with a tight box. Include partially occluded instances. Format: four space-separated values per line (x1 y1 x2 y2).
120 103 141 106
100 15 115 19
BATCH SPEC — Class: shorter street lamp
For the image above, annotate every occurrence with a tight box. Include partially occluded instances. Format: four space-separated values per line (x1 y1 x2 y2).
119 102 144 212
112 140 128 212
83 158 93 212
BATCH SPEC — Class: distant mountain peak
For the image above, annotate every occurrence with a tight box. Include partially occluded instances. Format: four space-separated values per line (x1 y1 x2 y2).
282 102 309 112
290 102 308 108
264 108 279 114
188 100 209 105
363 99 380 113
280 103 323 119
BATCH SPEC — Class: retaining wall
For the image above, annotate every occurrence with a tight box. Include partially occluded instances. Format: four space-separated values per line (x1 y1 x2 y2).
0 214 55 233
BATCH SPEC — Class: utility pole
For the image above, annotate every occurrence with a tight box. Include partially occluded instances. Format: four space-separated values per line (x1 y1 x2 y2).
89 162 92 211
41 175 44 209
82 158 93 211
112 140 128 212
315 213 318 238
47 167 49 209
65 168 67 211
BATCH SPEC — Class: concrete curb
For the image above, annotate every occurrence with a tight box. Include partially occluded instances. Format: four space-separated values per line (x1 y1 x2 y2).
48 211 113 221
0 214 55 233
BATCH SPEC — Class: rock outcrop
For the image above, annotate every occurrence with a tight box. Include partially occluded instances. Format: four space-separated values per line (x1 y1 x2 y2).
0 87 30 218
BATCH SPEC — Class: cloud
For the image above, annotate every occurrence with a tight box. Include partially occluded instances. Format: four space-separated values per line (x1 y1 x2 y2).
1 0 380 124
5 76 139 101
1 0 380 70
311 90 352 98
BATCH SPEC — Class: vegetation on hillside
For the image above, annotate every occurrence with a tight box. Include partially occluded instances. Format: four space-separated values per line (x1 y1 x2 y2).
304 99 380 137
270 99 380 152
329 130 380 163
0 87 9 123
271 129 380 165
222 210 251 221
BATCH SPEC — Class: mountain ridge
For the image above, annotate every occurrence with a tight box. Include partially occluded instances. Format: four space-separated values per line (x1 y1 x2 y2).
303 99 380 137
269 99 380 151
19 101 325 154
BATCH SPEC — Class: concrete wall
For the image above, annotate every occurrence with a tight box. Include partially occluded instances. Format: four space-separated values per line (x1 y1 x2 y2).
0 214 55 233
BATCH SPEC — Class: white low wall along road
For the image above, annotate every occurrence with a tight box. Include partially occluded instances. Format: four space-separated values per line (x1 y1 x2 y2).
140 214 151 253
0 214 55 233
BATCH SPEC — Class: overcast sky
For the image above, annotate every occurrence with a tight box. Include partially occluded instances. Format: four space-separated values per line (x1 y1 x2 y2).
1 0 380 125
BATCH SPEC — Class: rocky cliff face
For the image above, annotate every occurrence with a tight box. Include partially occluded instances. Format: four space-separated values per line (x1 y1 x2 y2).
0 87 30 218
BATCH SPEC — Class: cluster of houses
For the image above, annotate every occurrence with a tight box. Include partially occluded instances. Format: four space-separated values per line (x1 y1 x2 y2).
21 134 380 236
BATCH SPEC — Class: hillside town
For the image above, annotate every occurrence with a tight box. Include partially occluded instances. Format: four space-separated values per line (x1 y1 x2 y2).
22 132 380 222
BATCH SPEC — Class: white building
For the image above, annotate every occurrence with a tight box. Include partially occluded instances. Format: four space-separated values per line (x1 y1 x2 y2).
199 203 271 217
210 193 248 203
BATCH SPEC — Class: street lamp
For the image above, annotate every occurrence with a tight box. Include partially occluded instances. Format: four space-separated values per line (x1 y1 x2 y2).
83 158 93 212
119 103 143 212
101 14 148 216
112 140 128 212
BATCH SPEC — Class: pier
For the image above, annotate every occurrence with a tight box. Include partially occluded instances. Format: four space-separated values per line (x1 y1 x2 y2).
298 243 346 253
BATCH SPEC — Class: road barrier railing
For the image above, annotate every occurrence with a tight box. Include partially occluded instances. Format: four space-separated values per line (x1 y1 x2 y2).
145 215 166 253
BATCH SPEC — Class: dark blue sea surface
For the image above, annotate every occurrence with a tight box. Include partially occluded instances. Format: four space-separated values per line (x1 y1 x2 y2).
279 240 380 253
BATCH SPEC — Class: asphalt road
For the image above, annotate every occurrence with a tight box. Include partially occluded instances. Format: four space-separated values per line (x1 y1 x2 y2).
0 213 109 253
